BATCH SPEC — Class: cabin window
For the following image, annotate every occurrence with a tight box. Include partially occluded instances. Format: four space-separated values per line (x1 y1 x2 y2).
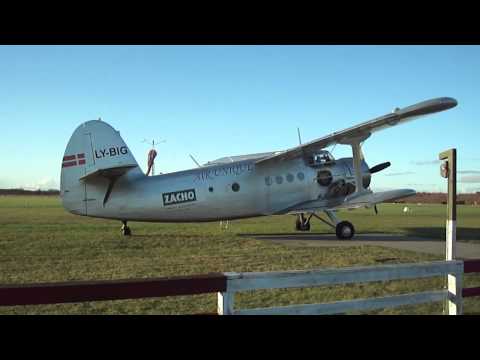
232 182 240 192
286 173 294 183
275 176 283 185
265 176 272 186
208 186 214 192
297 172 305 181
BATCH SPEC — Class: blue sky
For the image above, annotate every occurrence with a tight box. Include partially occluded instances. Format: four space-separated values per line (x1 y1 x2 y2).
1 45 479 192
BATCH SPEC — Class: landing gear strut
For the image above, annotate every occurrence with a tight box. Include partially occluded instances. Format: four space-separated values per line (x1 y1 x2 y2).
121 220 131 236
294 211 355 240
295 214 311 231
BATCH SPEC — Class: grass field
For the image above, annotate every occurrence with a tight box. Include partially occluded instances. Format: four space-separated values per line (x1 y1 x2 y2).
1 195 479 315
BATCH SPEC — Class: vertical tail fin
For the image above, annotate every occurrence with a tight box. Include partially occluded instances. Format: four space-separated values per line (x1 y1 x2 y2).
60 119 142 215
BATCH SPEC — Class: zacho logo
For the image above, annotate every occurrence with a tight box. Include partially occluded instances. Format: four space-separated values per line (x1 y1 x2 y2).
163 189 196 206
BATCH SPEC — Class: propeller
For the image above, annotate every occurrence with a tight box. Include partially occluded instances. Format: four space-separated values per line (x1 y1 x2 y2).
369 161 391 174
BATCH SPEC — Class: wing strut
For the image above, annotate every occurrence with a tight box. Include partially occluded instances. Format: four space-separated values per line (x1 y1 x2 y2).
340 134 371 195
351 140 365 194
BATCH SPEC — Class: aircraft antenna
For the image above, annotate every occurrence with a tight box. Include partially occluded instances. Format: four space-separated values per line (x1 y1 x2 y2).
297 127 302 145
190 154 201 168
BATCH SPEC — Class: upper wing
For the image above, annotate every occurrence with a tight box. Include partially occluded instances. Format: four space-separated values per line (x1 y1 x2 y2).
256 97 457 166
203 151 278 166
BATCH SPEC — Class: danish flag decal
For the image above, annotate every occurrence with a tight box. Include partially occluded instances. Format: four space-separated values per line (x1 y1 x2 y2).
62 153 86 168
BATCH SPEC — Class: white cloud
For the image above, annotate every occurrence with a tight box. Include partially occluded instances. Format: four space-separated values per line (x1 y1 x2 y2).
22 177 59 190
460 176 480 184
384 171 415 176
411 160 441 166
458 170 480 174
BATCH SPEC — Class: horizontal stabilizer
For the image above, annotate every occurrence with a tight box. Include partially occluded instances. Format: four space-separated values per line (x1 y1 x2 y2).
79 164 138 181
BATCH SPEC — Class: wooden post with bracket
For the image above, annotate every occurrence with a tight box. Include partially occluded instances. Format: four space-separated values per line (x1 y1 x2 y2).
439 148 462 315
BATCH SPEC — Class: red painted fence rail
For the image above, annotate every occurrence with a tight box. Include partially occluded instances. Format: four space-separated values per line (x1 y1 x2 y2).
463 287 480 298
464 259 480 274
0 273 227 306
462 259 480 299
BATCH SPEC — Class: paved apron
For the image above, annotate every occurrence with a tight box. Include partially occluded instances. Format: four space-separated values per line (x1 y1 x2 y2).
248 233 480 259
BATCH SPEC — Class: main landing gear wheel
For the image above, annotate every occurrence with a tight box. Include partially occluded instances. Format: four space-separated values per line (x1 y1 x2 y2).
336 221 355 240
295 214 311 231
121 221 131 236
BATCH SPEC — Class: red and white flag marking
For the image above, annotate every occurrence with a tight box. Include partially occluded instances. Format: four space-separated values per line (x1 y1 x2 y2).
62 153 86 168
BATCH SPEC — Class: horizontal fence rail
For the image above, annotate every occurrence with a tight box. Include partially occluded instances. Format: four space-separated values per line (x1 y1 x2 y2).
234 290 448 315
218 261 464 315
464 259 480 274
225 261 463 292
462 287 480 298
462 259 480 299
0 273 227 307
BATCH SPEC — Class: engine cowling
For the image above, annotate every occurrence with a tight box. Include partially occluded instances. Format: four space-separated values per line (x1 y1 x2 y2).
316 158 371 199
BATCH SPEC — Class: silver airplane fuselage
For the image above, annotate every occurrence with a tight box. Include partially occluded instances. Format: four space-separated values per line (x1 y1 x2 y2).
80 156 368 222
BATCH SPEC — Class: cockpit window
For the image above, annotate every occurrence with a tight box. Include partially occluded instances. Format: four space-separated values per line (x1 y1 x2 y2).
308 151 335 167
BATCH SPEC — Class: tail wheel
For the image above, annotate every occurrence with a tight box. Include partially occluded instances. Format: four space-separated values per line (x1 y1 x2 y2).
336 221 355 240
121 221 131 236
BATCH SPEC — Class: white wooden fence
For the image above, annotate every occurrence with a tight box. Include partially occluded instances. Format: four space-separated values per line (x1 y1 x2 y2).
217 260 464 315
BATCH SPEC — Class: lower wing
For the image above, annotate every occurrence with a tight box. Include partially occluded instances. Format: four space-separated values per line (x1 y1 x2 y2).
281 189 416 215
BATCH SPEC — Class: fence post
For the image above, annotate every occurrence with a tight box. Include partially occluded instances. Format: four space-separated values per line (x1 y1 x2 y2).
217 291 234 315
447 271 463 315
439 149 462 315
